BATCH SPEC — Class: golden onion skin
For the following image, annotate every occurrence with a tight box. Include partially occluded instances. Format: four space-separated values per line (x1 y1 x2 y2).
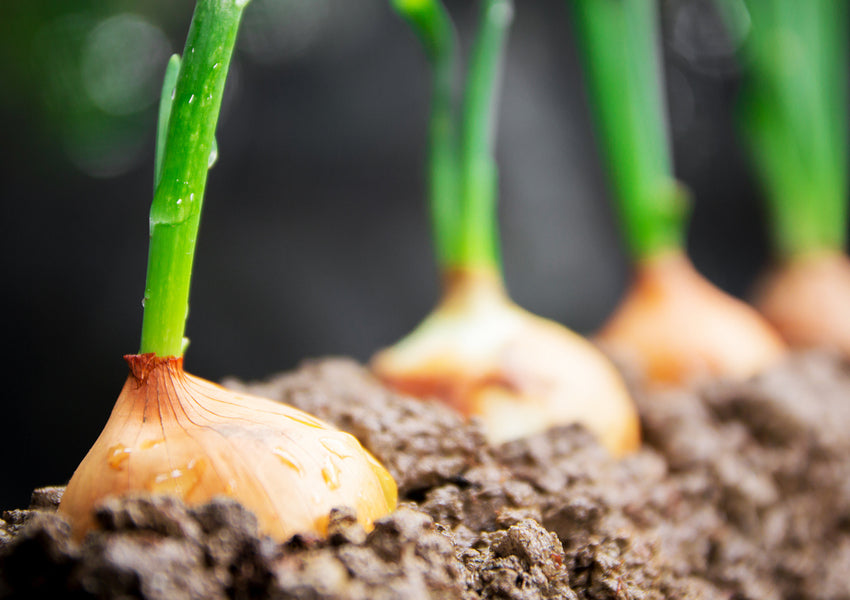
755 250 850 357
597 251 787 386
372 269 640 457
59 354 397 541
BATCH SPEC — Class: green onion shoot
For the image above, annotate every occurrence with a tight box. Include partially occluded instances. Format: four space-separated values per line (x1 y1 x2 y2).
725 0 850 356
570 0 785 386
372 0 640 456
58 0 396 541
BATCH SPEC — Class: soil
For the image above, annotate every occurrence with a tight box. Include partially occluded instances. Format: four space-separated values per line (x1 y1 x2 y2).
2 352 850 599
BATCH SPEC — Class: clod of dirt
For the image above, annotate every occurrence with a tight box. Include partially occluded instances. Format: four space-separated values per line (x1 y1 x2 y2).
2 353 850 599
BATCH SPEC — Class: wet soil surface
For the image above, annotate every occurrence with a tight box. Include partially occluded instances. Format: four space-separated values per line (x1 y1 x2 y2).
3 352 850 599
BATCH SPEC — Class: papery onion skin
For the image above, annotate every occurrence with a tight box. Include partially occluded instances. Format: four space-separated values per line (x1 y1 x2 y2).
755 250 850 357
371 269 640 457
597 251 787 386
59 354 397 541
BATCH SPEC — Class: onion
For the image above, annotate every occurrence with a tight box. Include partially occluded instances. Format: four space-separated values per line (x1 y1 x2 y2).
59 354 397 540
597 251 786 386
372 268 640 456
755 251 850 357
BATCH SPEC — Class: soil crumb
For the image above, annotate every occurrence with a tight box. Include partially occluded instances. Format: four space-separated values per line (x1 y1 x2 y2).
2 353 850 599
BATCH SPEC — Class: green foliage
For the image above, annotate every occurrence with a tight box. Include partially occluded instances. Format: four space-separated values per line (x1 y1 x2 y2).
723 0 848 257
392 0 514 272
139 0 250 357
570 0 688 261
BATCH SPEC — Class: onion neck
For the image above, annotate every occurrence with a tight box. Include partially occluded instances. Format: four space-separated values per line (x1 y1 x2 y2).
438 266 508 315
777 246 846 268
635 247 691 273
125 353 183 384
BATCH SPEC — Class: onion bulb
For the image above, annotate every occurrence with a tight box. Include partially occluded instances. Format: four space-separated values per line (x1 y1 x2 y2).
59 354 397 540
371 268 640 456
597 251 786 386
754 250 850 357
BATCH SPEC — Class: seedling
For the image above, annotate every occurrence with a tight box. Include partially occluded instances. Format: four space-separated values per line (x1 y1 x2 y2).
58 0 396 541
570 0 786 386
372 0 640 456
722 0 850 356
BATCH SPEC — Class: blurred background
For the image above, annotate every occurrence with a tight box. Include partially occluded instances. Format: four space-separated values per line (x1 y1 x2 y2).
0 0 828 508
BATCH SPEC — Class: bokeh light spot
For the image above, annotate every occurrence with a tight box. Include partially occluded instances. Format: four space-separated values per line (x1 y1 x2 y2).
81 14 170 116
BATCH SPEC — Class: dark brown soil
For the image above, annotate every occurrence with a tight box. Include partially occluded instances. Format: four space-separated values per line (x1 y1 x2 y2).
3 352 850 599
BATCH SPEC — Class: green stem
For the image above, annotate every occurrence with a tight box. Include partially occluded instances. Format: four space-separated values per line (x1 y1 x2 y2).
724 0 848 258
139 0 249 357
457 0 513 272
570 0 688 262
155 54 181 189
391 0 461 269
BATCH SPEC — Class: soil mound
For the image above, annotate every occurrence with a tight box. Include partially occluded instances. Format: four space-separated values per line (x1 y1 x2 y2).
3 353 850 599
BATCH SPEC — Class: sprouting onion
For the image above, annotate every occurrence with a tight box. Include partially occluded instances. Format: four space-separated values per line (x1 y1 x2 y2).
723 0 850 356
371 0 640 456
58 0 396 541
570 0 785 386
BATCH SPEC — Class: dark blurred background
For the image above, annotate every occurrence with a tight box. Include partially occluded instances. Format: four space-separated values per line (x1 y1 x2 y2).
0 0 815 508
